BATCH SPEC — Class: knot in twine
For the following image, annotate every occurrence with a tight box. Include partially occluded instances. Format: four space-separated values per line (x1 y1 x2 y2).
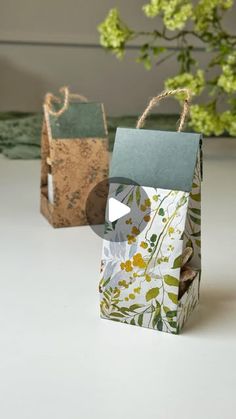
44 86 88 117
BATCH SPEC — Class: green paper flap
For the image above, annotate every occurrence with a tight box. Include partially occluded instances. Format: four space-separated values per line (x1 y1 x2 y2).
48 102 107 139
110 128 202 192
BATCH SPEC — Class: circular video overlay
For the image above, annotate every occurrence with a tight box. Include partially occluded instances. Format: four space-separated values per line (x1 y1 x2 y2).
85 177 150 242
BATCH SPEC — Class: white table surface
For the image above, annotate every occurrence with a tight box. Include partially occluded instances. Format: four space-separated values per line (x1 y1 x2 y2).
0 138 236 419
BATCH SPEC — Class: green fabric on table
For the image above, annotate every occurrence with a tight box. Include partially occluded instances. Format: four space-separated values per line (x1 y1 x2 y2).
0 112 180 159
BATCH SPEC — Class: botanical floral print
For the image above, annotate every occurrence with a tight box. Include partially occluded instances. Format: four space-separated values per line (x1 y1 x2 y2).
183 154 201 271
99 184 190 334
177 273 200 331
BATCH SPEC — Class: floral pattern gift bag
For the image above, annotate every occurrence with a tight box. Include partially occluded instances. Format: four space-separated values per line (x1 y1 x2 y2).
40 87 109 228
99 89 203 334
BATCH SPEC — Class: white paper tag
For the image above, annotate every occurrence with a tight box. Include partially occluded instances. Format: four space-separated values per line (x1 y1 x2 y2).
47 173 54 205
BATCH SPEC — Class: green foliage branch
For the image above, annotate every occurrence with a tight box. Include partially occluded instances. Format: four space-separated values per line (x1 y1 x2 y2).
98 1 236 136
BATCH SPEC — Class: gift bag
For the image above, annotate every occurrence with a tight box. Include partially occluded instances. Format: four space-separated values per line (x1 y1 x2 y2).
99 89 202 334
40 87 109 228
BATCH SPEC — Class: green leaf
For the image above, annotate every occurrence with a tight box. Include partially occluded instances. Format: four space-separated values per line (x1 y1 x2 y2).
190 193 201 202
115 184 126 196
110 312 125 318
168 321 178 329
119 307 131 314
130 318 136 325
165 310 177 318
150 234 157 242
146 287 159 302
103 277 111 287
127 191 134 205
158 208 165 216
157 319 163 331
164 275 179 287
152 46 166 56
191 231 201 237
196 240 201 247
138 313 144 327
168 292 178 305
129 303 143 311
172 255 182 269
136 186 141 206
152 303 161 328
190 214 201 225
190 207 201 215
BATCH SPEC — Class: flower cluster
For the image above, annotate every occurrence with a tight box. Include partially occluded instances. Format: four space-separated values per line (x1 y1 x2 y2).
194 0 233 32
143 0 193 30
98 8 133 58
218 52 236 93
165 70 205 96
99 1 236 137
190 105 223 136
190 104 236 136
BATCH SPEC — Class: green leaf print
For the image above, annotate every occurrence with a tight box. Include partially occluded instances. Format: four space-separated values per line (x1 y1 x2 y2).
158 208 165 216
190 193 201 202
110 312 125 318
165 309 177 318
189 214 201 225
168 292 178 305
129 303 144 311
172 255 182 269
152 303 161 328
115 184 126 196
127 191 134 205
150 234 157 242
190 208 201 215
138 313 144 326
146 287 159 302
191 231 201 237
136 186 141 206
164 275 179 287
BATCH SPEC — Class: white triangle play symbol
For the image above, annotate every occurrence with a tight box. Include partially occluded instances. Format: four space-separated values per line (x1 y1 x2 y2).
108 197 131 223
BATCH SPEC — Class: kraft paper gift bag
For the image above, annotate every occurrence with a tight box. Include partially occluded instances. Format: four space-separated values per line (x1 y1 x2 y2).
40 87 109 228
99 89 203 334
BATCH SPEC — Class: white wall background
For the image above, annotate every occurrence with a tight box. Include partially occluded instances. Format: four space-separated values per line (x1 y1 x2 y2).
0 0 235 115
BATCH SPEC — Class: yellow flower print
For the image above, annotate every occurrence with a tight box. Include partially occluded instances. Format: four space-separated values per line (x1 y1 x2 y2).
143 215 151 222
133 253 147 269
140 204 146 211
131 226 140 235
120 260 133 272
140 241 148 249
118 280 129 288
168 226 175 235
127 234 136 244
129 293 135 300
134 287 141 294
145 274 151 282
145 198 151 207
125 218 132 225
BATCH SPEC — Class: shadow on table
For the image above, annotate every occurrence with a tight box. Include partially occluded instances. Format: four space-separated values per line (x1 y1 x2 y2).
183 280 236 335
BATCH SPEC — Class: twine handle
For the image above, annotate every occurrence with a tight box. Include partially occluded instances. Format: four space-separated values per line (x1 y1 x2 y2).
44 86 88 117
136 88 192 132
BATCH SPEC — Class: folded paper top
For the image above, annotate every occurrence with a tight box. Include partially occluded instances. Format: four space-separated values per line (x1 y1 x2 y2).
46 102 107 139
110 127 202 192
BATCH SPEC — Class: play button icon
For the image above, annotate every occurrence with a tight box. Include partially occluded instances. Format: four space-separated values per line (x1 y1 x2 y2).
108 197 131 223
85 177 150 242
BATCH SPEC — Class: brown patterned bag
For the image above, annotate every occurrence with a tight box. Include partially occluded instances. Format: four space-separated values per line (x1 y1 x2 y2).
40 87 109 228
